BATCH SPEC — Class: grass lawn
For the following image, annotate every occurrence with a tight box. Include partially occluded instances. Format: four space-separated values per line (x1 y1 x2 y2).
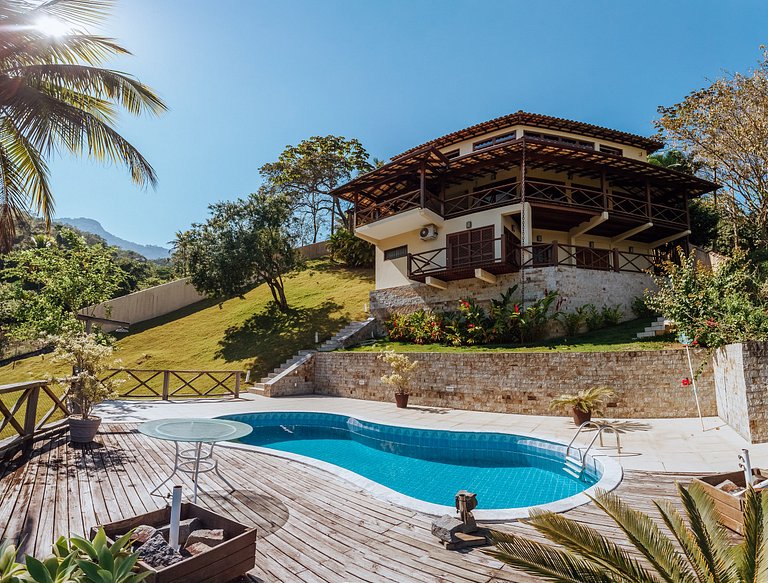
346 317 681 353
0 260 374 386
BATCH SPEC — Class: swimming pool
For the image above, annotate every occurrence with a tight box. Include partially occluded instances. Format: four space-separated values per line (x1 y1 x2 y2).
221 411 622 519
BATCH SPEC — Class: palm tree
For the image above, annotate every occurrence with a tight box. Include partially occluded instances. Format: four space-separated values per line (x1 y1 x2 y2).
487 482 767 582
0 0 166 251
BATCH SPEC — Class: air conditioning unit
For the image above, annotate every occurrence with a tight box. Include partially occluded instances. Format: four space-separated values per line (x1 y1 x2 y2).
419 224 438 240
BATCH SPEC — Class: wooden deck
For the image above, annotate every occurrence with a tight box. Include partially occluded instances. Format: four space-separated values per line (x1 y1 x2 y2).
0 424 695 583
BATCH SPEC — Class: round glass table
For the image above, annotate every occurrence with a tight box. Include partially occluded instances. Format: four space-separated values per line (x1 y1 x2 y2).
139 418 252 502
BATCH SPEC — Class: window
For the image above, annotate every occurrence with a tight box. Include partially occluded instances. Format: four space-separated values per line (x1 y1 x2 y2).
600 145 623 156
524 131 594 150
384 245 408 261
472 130 517 151
443 148 460 159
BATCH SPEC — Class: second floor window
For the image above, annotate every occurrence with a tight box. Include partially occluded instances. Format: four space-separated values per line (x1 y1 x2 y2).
473 130 517 151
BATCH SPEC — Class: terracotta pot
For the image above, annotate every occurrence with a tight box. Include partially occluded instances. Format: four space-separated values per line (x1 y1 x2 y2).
395 393 409 408
69 415 101 443
571 407 592 426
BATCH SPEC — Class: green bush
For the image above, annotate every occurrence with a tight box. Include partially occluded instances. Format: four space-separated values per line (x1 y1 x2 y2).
583 303 603 331
558 307 587 336
600 304 623 326
646 249 768 348
631 295 658 319
386 288 559 347
327 228 374 267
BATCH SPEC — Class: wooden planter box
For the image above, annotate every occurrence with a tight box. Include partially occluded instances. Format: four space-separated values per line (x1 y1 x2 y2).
92 503 257 583
693 469 768 535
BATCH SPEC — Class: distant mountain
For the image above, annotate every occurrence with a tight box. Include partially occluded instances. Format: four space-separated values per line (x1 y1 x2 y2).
56 217 171 260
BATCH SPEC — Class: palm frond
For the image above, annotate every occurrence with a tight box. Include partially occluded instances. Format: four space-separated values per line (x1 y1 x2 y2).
0 34 130 67
0 142 33 251
590 489 697 583
0 115 52 223
737 486 768 583
487 530 614 583
655 483 738 583
525 509 659 583
11 63 166 115
0 0 112 27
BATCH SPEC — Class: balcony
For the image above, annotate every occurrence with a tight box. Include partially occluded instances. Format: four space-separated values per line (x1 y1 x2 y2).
407 241 659 283
354 179 688 232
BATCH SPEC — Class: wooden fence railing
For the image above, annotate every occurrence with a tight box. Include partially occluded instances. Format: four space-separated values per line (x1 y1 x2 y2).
99 369 242 400
0 380 70 459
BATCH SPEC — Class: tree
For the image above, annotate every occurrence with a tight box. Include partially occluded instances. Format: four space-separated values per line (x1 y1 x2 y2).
0 228 127 339
179 190 303 312
326 228 374 267
655 48 768 245
0 0 166 251
488 482 768 582
259 136 373 243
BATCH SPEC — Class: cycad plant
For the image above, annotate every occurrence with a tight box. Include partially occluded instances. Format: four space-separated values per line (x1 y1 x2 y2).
487 482 767 583
0 0 166 250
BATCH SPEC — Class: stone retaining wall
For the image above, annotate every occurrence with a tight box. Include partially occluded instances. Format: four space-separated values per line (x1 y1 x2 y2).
269 349 715 419
713 342 768 443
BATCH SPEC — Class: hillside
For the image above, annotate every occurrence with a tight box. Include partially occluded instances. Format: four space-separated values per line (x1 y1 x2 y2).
0 260 373 384
57 217 171 259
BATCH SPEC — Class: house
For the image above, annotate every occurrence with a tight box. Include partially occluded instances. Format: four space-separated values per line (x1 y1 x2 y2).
331 111 718 319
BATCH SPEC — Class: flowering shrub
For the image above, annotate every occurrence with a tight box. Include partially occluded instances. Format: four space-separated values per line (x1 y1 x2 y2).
386 287 560 346
50 332 122 419
378 350 418 395
385 310 443 344
646 249 768 348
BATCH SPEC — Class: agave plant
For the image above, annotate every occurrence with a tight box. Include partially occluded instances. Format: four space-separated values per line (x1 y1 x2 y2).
0 541 26 583
487 482 768 582
0 0 166 250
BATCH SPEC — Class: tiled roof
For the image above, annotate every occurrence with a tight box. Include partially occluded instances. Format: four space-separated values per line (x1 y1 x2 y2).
392 111 664 160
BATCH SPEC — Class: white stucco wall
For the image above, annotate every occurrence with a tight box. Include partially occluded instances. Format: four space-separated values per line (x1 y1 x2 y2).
82 278 206 327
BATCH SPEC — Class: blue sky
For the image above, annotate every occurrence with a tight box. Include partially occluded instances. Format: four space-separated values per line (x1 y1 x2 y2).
47 0 768 247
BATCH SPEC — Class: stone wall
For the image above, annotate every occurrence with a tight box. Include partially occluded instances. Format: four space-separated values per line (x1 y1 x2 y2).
713 342 768 443
270 349 715 419
370 267 654 325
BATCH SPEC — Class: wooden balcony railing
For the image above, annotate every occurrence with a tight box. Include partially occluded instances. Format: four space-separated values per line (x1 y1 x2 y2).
0 381 70 459
408 242 660 280
442 181 521 218
99 369 242 399
354 189 441 227
354 179 687 229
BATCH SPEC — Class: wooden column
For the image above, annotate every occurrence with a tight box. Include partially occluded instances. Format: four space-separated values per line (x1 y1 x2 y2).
419 160 426 208
645 181 652 219
601 171 608 210
353 192 359 229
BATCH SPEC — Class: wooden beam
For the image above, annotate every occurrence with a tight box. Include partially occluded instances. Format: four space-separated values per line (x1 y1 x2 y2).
611 222 653 244
569 211 609 238
649 229 691 248
425 276 447 290
474 269 497 284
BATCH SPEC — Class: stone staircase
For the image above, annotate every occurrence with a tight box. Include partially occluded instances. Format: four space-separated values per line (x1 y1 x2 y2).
636 316 675 339
251 318 376 394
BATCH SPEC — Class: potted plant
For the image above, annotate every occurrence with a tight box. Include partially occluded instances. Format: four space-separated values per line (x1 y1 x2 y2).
378 349 418 408
549 386 614 426
51 332 121 443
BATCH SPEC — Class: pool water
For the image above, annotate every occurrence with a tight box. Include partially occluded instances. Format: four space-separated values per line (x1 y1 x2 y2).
223 412 600 510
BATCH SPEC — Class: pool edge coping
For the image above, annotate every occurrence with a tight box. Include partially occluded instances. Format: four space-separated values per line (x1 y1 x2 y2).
217 410 625 522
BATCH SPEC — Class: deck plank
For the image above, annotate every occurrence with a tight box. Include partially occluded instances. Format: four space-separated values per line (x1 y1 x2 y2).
0 423 699 583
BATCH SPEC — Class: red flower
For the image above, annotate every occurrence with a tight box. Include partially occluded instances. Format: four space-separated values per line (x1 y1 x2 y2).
468 324 475 329
514 304 520 314
681 378 691 387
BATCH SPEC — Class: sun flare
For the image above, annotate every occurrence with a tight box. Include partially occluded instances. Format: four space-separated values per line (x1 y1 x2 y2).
34 16 73 37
